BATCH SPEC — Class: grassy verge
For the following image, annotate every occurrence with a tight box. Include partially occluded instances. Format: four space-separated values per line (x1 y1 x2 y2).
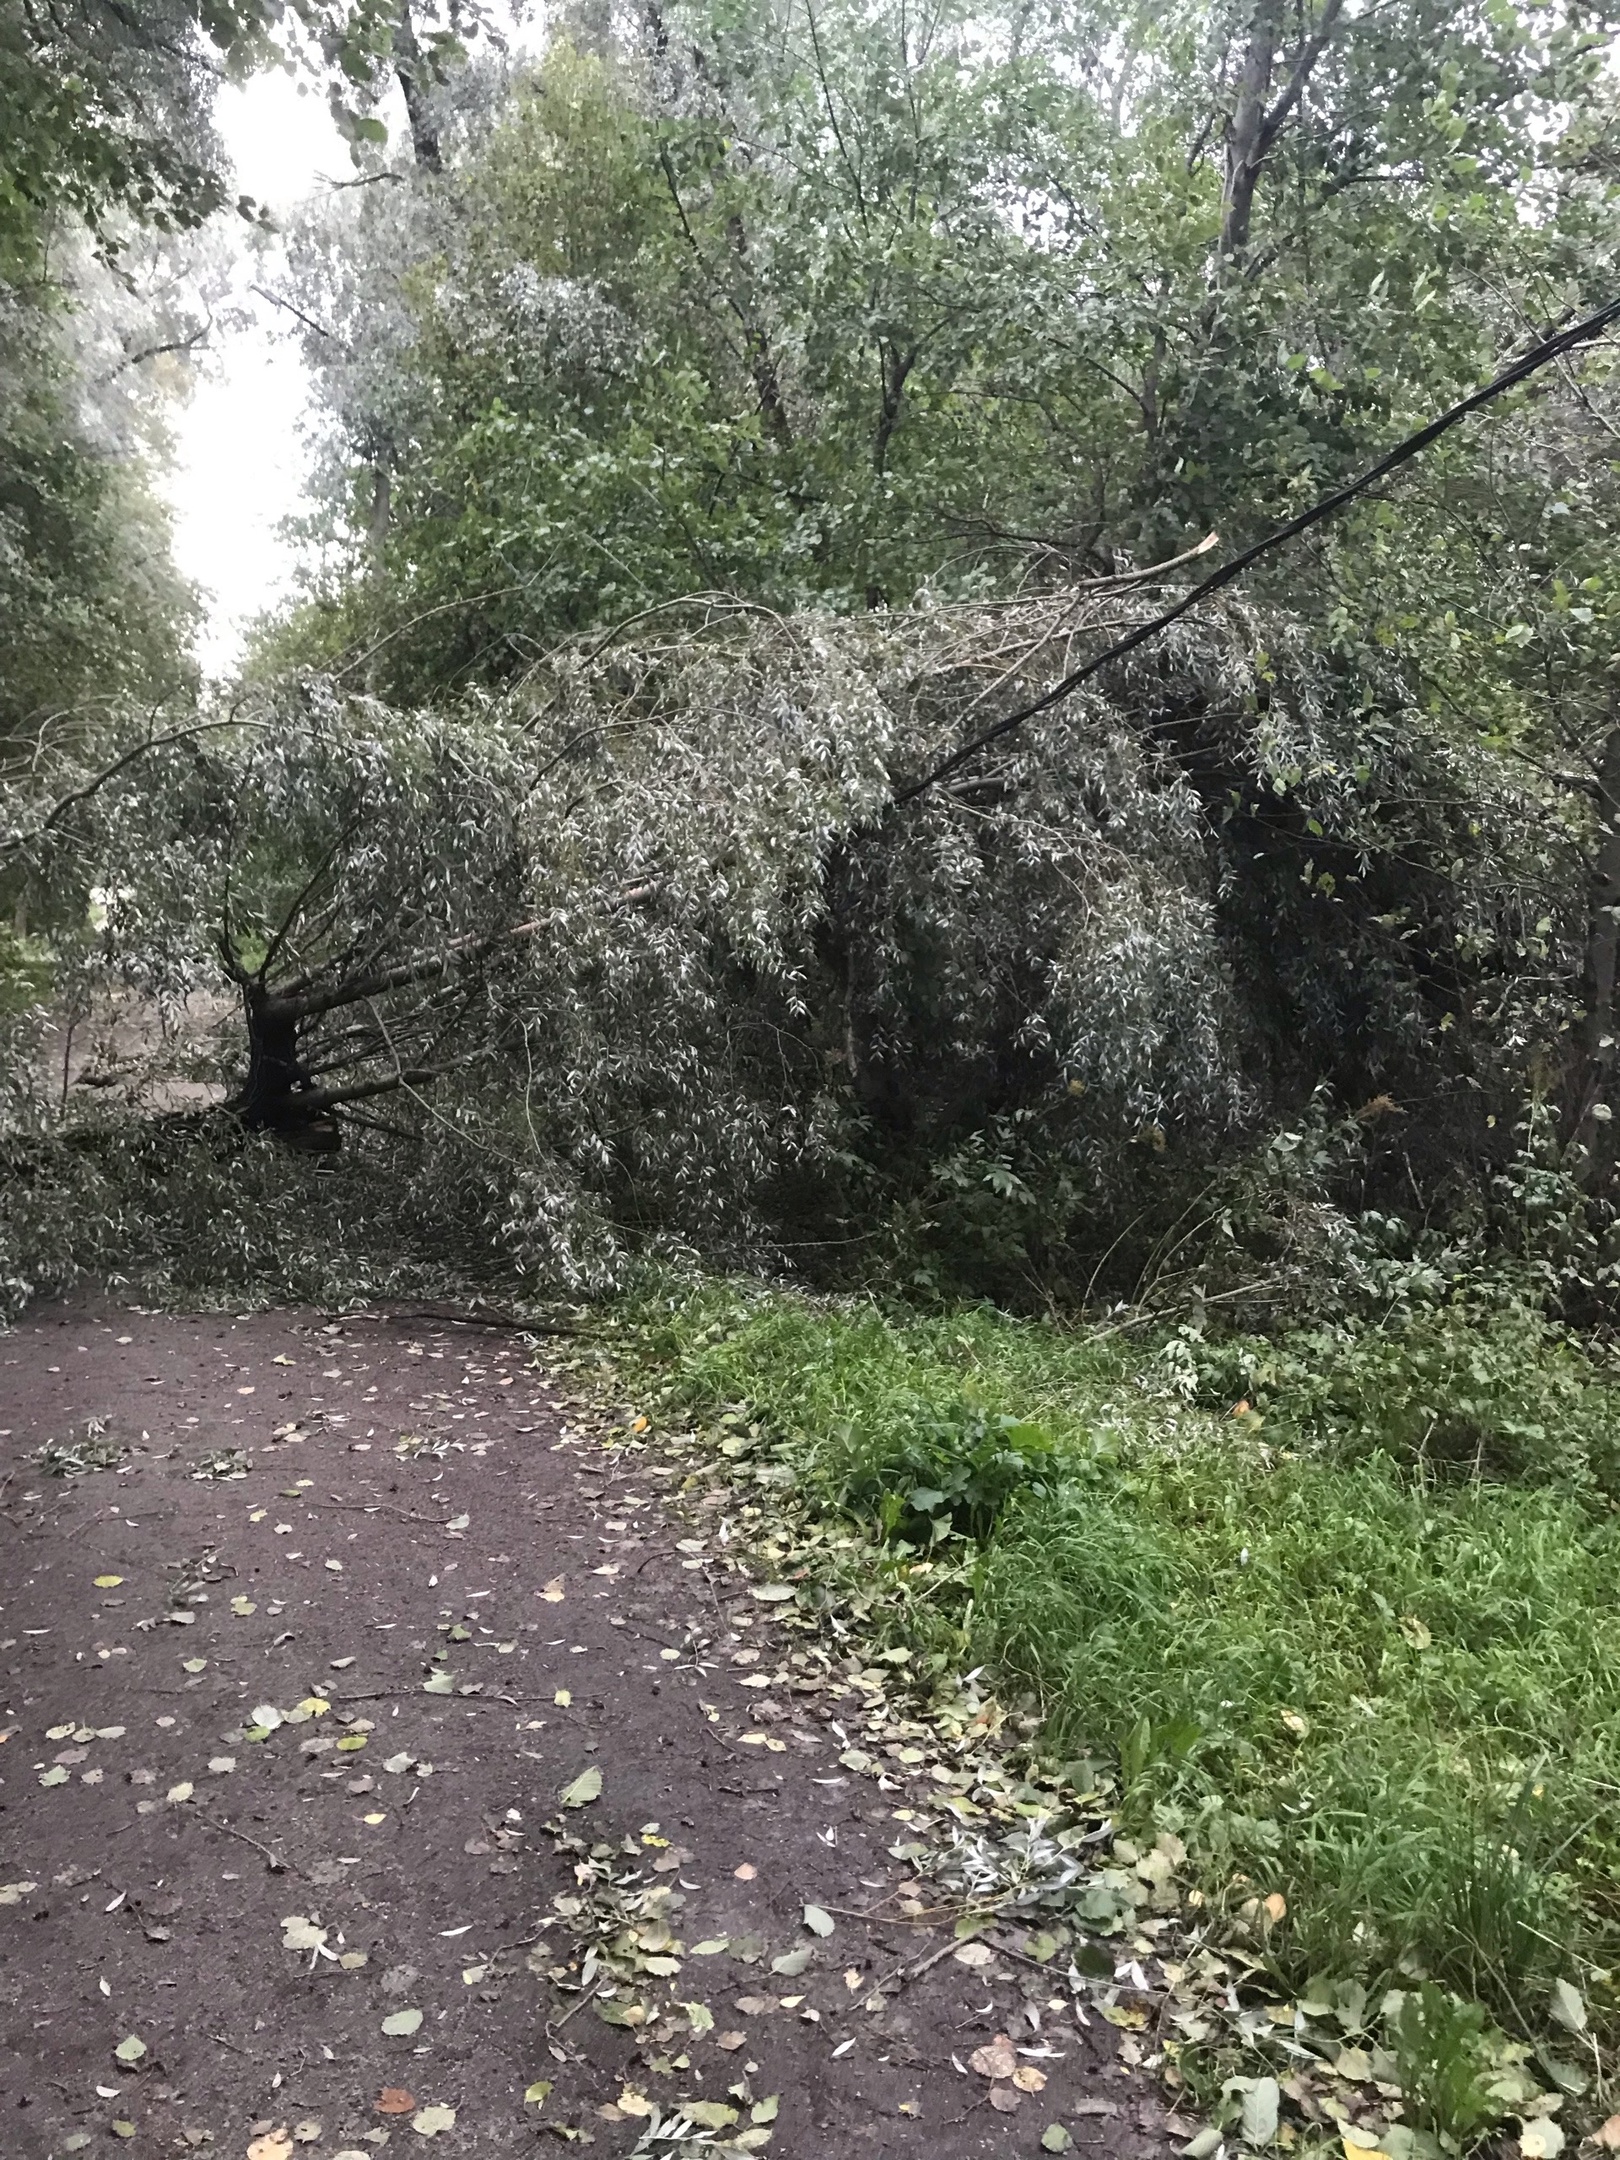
618 1278 1620 2080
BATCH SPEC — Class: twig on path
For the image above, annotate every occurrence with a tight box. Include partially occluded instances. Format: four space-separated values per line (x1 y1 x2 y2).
876 1936 961 2000
196 1812 291 1874
546 1980 603 2035
301 1499 453 1525
209 2030 254 2057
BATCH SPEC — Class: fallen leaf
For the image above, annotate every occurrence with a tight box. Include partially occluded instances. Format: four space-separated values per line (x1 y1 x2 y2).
251 1705 283 1732
559 1767 602 1808
969 2037 1018 2081
1012 2066 1048 2093
94 1575 124 1588
989 2085 1021 2113
231 1597 256 1616
1241 2077 1280 2146
752 2097 780 2125
770 1946 811 1977
541 1577 565 1602
1041 2132 1074 2154
411 2106 456 2137
1342 2141 1391 2160
281 1916 328 1953
247 2137 293 2160
114 2035 147 2065
39 1766 69 1787
554 1688 572 1707
381 2008 424 2036
376 2090 416 2115
166 1781 194 1805
690 1938 729 1956
0 1882 38 1905
292 2123 322 2144
524 2082 554 2108
1519 2126 1564 2159
952 1941 994 1968
684 2103 739 2130
421 1672 454 1695
734 1863 757 1881
750 1586 795 1603
595 1999 647 2028
1549 1977 1587 2034
1593 2121 1620 2154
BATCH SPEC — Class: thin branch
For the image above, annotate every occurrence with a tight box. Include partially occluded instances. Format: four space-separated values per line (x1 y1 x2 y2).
1 717 258 854
250 284 346 348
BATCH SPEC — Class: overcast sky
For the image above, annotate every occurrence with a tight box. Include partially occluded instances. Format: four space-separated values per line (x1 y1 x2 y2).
160 71 354 674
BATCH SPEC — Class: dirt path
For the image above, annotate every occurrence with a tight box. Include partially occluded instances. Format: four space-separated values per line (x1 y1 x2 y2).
0 1302 1175 2159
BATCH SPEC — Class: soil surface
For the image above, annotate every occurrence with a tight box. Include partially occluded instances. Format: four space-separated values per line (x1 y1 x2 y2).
0 1301 1178 2160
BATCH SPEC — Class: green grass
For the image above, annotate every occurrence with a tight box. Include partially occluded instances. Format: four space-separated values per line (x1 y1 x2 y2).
624 1279 1620 2042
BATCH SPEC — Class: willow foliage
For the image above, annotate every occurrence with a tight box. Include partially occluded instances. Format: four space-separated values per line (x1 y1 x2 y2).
3 575 1547 1305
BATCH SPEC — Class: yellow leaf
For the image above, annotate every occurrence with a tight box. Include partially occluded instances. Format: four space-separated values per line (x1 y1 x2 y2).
94 1575 123 1588
1343 2141 1391 2160
541 1577 565 1602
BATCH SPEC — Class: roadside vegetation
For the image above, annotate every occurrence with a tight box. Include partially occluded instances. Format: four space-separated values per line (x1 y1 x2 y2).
610 1268 1620 2146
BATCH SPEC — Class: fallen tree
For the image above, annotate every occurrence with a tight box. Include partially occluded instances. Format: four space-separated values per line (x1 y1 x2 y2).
4 575 1589 1310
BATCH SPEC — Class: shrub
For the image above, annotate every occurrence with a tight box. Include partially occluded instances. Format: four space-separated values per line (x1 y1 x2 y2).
1192 1303 1620 1495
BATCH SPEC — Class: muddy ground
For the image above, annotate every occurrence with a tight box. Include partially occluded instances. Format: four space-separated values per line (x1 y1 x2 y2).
0 1301 1179 2159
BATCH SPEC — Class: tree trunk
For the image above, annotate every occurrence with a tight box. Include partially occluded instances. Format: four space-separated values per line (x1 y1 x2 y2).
236 981 340 1150
393 0 444 175
1568 720 1620 1187
1220 0 1283 260
1218 0 1345 262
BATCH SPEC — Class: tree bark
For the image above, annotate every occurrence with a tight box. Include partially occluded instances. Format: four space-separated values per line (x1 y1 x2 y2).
393 0 444 175
1218 0 1345 261
1568 720 1620 1187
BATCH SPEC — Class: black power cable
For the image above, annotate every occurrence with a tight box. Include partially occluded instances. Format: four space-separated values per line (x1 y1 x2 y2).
894 295 1620 807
